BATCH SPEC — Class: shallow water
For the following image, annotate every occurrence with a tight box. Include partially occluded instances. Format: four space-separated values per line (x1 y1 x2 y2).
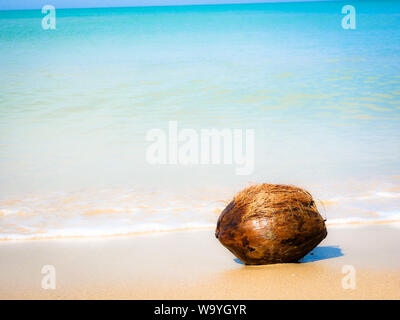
0 2 400 239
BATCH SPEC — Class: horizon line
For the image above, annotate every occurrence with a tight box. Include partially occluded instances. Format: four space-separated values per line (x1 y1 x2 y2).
0 0 347 12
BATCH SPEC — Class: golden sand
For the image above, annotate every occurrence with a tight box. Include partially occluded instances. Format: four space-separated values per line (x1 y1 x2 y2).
0 225 399 299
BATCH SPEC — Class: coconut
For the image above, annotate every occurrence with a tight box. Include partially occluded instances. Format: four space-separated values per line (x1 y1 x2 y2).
215 184 327 265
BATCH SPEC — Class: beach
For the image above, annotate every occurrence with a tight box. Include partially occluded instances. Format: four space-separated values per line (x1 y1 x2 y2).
0 1 400 300
1 223 399 299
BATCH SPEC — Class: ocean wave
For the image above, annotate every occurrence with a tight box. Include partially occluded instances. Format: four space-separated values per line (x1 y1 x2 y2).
1 185 400 240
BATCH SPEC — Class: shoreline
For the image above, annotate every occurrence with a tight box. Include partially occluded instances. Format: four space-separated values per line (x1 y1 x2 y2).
0 224 399 299
1 219 400 242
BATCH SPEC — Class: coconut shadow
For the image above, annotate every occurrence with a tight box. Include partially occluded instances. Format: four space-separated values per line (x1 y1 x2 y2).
233 245 343 265
299 245 343 263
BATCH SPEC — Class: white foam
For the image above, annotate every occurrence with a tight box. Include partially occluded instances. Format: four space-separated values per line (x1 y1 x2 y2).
1 184 400 240
0 222 215 240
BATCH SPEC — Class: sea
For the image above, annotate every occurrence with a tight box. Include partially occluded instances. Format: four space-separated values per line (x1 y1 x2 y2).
1 1 400 239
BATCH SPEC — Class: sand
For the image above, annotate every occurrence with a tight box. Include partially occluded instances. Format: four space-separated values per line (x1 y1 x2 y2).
0 224 399 299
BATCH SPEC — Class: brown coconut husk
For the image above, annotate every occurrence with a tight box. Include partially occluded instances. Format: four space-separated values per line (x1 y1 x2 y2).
215 184 327 265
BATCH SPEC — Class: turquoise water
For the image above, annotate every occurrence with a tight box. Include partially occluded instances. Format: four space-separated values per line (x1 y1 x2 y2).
1 1 400 239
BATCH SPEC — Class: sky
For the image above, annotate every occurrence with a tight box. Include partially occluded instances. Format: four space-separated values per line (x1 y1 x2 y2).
0 0 336 11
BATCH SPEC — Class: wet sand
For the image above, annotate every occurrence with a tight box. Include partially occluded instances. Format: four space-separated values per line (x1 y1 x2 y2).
0 224 399 299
